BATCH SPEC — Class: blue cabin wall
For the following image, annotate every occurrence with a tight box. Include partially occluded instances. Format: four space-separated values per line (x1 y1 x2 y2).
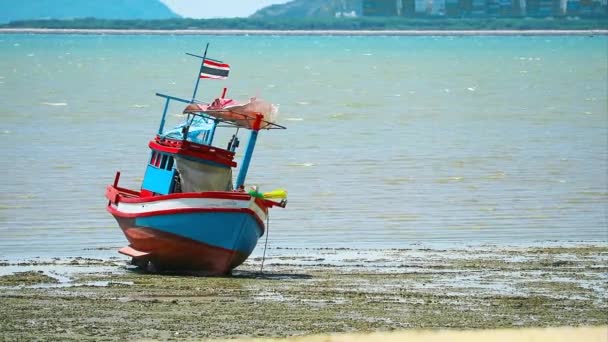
142 151 176 195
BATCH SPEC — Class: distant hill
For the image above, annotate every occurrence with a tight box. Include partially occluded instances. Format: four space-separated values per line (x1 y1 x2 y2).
251 0 362 18
0 0 179 23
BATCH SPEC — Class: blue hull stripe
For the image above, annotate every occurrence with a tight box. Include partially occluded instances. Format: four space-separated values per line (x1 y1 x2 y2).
135 212 261 255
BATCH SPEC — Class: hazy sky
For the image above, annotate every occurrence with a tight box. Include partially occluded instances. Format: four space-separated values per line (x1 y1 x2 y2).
160 0 291 18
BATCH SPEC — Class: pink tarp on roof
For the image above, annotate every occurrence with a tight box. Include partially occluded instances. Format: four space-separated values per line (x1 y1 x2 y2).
183 97 278 129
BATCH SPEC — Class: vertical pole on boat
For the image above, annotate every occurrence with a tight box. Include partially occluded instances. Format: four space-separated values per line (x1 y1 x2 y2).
157 97 170 135
235 114 263 189
191 43 209 103
206 119 219 145
113 171 121 187
205 87 225 145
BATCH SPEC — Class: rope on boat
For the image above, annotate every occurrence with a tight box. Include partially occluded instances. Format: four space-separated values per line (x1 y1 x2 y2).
260 214 270 274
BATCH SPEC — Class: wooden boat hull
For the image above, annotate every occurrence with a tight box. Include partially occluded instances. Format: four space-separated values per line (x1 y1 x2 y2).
106 186 269 274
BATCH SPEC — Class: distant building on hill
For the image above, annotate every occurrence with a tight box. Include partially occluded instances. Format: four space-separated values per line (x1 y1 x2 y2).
361 0 607 16
414 0 428 14
335 10 358 17
362 0 400 16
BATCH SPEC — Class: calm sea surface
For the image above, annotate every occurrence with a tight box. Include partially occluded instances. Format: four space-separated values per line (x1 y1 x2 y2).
0 34 606 260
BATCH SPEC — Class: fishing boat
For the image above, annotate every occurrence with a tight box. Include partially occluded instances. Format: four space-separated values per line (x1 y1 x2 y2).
105 44 287 275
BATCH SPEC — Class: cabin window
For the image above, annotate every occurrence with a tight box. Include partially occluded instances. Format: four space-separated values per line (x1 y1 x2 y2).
150 152 157 165
149 152 175 170
160 154 168 170
154 154 161 167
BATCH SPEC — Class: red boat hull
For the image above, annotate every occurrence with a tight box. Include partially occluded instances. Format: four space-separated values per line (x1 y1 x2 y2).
116 217 247 275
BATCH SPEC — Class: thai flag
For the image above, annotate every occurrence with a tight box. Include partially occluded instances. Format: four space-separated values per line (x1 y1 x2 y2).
200 59 230 79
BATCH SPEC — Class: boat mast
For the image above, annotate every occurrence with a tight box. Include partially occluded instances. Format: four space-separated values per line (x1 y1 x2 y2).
190 43 209 103
187 43 225 145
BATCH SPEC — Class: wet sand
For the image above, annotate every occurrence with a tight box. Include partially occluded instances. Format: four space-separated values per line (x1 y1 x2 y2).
0 28 607 35
0 245 606 340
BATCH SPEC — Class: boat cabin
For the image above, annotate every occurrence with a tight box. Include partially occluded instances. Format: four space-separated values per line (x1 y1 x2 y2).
139 92 284 198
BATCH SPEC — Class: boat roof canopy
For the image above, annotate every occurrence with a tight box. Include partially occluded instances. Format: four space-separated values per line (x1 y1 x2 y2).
183 100 286 130
156 92 286 130
183 106 285 130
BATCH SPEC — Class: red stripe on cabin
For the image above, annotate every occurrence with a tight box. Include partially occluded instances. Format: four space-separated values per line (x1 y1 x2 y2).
150 138 236 168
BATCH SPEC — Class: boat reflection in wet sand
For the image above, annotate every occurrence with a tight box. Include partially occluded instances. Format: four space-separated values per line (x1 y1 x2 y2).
105 44 287 275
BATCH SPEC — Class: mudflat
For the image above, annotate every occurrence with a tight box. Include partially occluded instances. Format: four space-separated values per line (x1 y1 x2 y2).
0 245 606 340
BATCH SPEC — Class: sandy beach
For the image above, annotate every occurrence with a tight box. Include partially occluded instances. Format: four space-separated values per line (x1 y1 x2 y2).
0 28 607 35
226 326 608 342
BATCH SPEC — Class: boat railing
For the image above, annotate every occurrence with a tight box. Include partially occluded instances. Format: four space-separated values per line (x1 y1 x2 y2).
155 92 209 136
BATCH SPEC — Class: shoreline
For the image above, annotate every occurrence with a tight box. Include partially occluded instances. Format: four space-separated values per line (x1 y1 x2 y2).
0 28 607 36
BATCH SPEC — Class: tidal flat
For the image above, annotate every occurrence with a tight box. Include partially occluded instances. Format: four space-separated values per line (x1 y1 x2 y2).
0 245 606 341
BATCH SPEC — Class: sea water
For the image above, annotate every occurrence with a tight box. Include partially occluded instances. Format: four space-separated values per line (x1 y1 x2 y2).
0 34 606 260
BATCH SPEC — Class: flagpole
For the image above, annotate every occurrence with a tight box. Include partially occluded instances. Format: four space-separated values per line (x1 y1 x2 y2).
191 42 209 103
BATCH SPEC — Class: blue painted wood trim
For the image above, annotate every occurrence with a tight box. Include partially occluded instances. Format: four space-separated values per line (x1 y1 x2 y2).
142 166 176 195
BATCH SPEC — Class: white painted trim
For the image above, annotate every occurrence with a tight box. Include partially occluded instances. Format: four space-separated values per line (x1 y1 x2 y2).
112 197 267 222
